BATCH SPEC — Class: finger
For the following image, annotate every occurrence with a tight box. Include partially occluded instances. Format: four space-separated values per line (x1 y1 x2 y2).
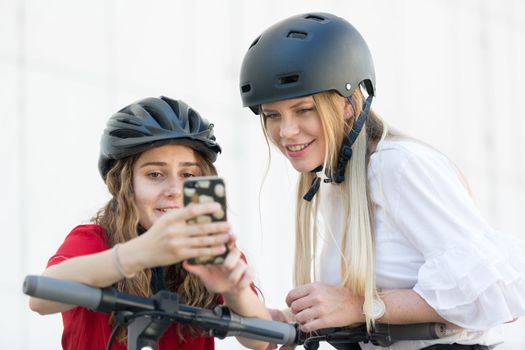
182 260 207 276
285 284 313 307
268 308 295 323
300 316 324 333
222 247 242 271
282 308 296 323
184 244 227 260
267 308 286 322
294 305 318 325
237 266 254 290
166 234 227 255
183 262 218 285
226 234 237 249
264 343 277 350
279 345 296 350
183 221 231 237
168 202 223 222
289 294 315 314
226 262 246 285
233 263 253 289
186 233 230 248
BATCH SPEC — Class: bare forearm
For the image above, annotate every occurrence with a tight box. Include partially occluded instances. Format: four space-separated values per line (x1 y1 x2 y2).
222 289 271 350
29 241 144 315
379 289 453 326
29 250 121 315
46 251 119 284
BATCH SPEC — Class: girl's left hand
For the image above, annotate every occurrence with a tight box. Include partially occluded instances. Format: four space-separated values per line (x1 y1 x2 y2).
285 282 364 332
264 308 297 350
183 238 253 297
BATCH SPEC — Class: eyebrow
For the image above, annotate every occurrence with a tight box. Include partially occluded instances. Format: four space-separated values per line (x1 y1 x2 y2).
261 100 314 114
138 161 200 168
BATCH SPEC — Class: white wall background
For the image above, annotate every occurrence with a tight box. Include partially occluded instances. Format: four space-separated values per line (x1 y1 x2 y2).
1 0 524 349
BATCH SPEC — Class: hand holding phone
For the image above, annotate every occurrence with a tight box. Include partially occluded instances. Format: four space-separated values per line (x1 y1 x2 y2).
183 176 228 264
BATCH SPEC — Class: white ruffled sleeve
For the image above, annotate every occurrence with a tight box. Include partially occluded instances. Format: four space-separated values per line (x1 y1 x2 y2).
390 149 525 329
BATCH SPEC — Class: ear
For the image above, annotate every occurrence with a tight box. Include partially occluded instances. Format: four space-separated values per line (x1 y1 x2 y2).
343 97 355 120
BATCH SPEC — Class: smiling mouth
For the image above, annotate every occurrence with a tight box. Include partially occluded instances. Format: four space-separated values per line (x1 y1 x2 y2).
157 208 178 212
285 140 314 152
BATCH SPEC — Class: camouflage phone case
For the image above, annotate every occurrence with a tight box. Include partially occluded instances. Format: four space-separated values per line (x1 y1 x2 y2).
183 176 228 264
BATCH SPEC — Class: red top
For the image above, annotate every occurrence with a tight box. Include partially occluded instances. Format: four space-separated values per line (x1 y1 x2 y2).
47 224 215 350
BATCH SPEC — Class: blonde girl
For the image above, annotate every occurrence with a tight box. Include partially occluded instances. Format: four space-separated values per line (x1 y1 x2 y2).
239 12 525 350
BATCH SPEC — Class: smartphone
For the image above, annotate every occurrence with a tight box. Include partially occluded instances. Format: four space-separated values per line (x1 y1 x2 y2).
183 176 228 264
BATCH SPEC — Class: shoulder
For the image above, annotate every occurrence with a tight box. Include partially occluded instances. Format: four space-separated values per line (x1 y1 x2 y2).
368 138 456 184
63 224 108 247
68 224 107 239
66 224 109 249
367 138 467 209
47 224 109 267
370 138 449 170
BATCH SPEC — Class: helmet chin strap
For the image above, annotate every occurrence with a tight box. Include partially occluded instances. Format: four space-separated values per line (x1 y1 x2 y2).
303 95 373 202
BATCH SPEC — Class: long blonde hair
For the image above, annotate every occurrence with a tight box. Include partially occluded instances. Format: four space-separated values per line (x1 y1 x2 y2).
92 145 218 342
263 89 390 330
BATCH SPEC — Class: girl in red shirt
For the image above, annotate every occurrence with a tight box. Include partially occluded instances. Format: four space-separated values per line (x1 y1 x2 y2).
29 96 270 350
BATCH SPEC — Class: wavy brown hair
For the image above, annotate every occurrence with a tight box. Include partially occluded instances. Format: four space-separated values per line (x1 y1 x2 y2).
92 145 219 343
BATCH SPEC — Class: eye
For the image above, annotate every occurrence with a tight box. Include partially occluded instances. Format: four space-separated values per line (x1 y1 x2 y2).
297 108 314 114
263 112 280 120
147 172 163 179
181 167 202 178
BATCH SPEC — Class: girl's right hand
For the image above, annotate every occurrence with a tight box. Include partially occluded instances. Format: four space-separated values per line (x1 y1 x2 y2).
125 202 231 271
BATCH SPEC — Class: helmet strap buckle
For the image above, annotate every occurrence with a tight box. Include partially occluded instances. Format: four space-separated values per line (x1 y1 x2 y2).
302 95 373 201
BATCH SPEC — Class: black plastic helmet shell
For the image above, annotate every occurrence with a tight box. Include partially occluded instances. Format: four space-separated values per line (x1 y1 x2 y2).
240 12 376 114
98 96 221 179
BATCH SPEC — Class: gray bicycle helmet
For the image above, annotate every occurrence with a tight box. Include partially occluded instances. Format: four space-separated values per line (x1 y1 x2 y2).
240 12 375 114
98 96 221 179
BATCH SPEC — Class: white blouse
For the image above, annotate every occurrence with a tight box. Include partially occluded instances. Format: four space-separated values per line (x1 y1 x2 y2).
316 139 525 349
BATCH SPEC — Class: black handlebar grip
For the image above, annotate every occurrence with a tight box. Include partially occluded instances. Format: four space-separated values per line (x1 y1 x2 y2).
226 311 297 344
374 322 447 340
23 275 102 310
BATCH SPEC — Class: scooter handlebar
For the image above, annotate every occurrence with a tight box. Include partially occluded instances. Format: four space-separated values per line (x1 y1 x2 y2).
23 275 448 347
24 274 102 310
23 275 297 344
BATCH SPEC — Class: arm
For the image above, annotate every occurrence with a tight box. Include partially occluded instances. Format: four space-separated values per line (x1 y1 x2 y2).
285 282 454 333
389 149 525 328
184 244 271 350
29 247 124 314
266 308 297 350
29 202 230 315
222 287 272 350
378 289 451 325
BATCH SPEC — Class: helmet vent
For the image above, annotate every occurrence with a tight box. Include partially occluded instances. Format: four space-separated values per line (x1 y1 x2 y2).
278 74 300 85
304 14 325 22
241 84 251 93
287 31 308 39
116 117 141 126
109 129 144 139
249 35 260 49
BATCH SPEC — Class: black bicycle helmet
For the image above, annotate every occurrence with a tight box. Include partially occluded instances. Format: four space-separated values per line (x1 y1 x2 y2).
98 96 221 179
239 12 375 114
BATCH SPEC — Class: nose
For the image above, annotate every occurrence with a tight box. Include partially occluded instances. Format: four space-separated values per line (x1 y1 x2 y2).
279 115 299 139
164 177 183 199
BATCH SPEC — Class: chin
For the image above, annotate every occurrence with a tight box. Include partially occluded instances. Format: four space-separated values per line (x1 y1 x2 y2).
291 163 317 173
